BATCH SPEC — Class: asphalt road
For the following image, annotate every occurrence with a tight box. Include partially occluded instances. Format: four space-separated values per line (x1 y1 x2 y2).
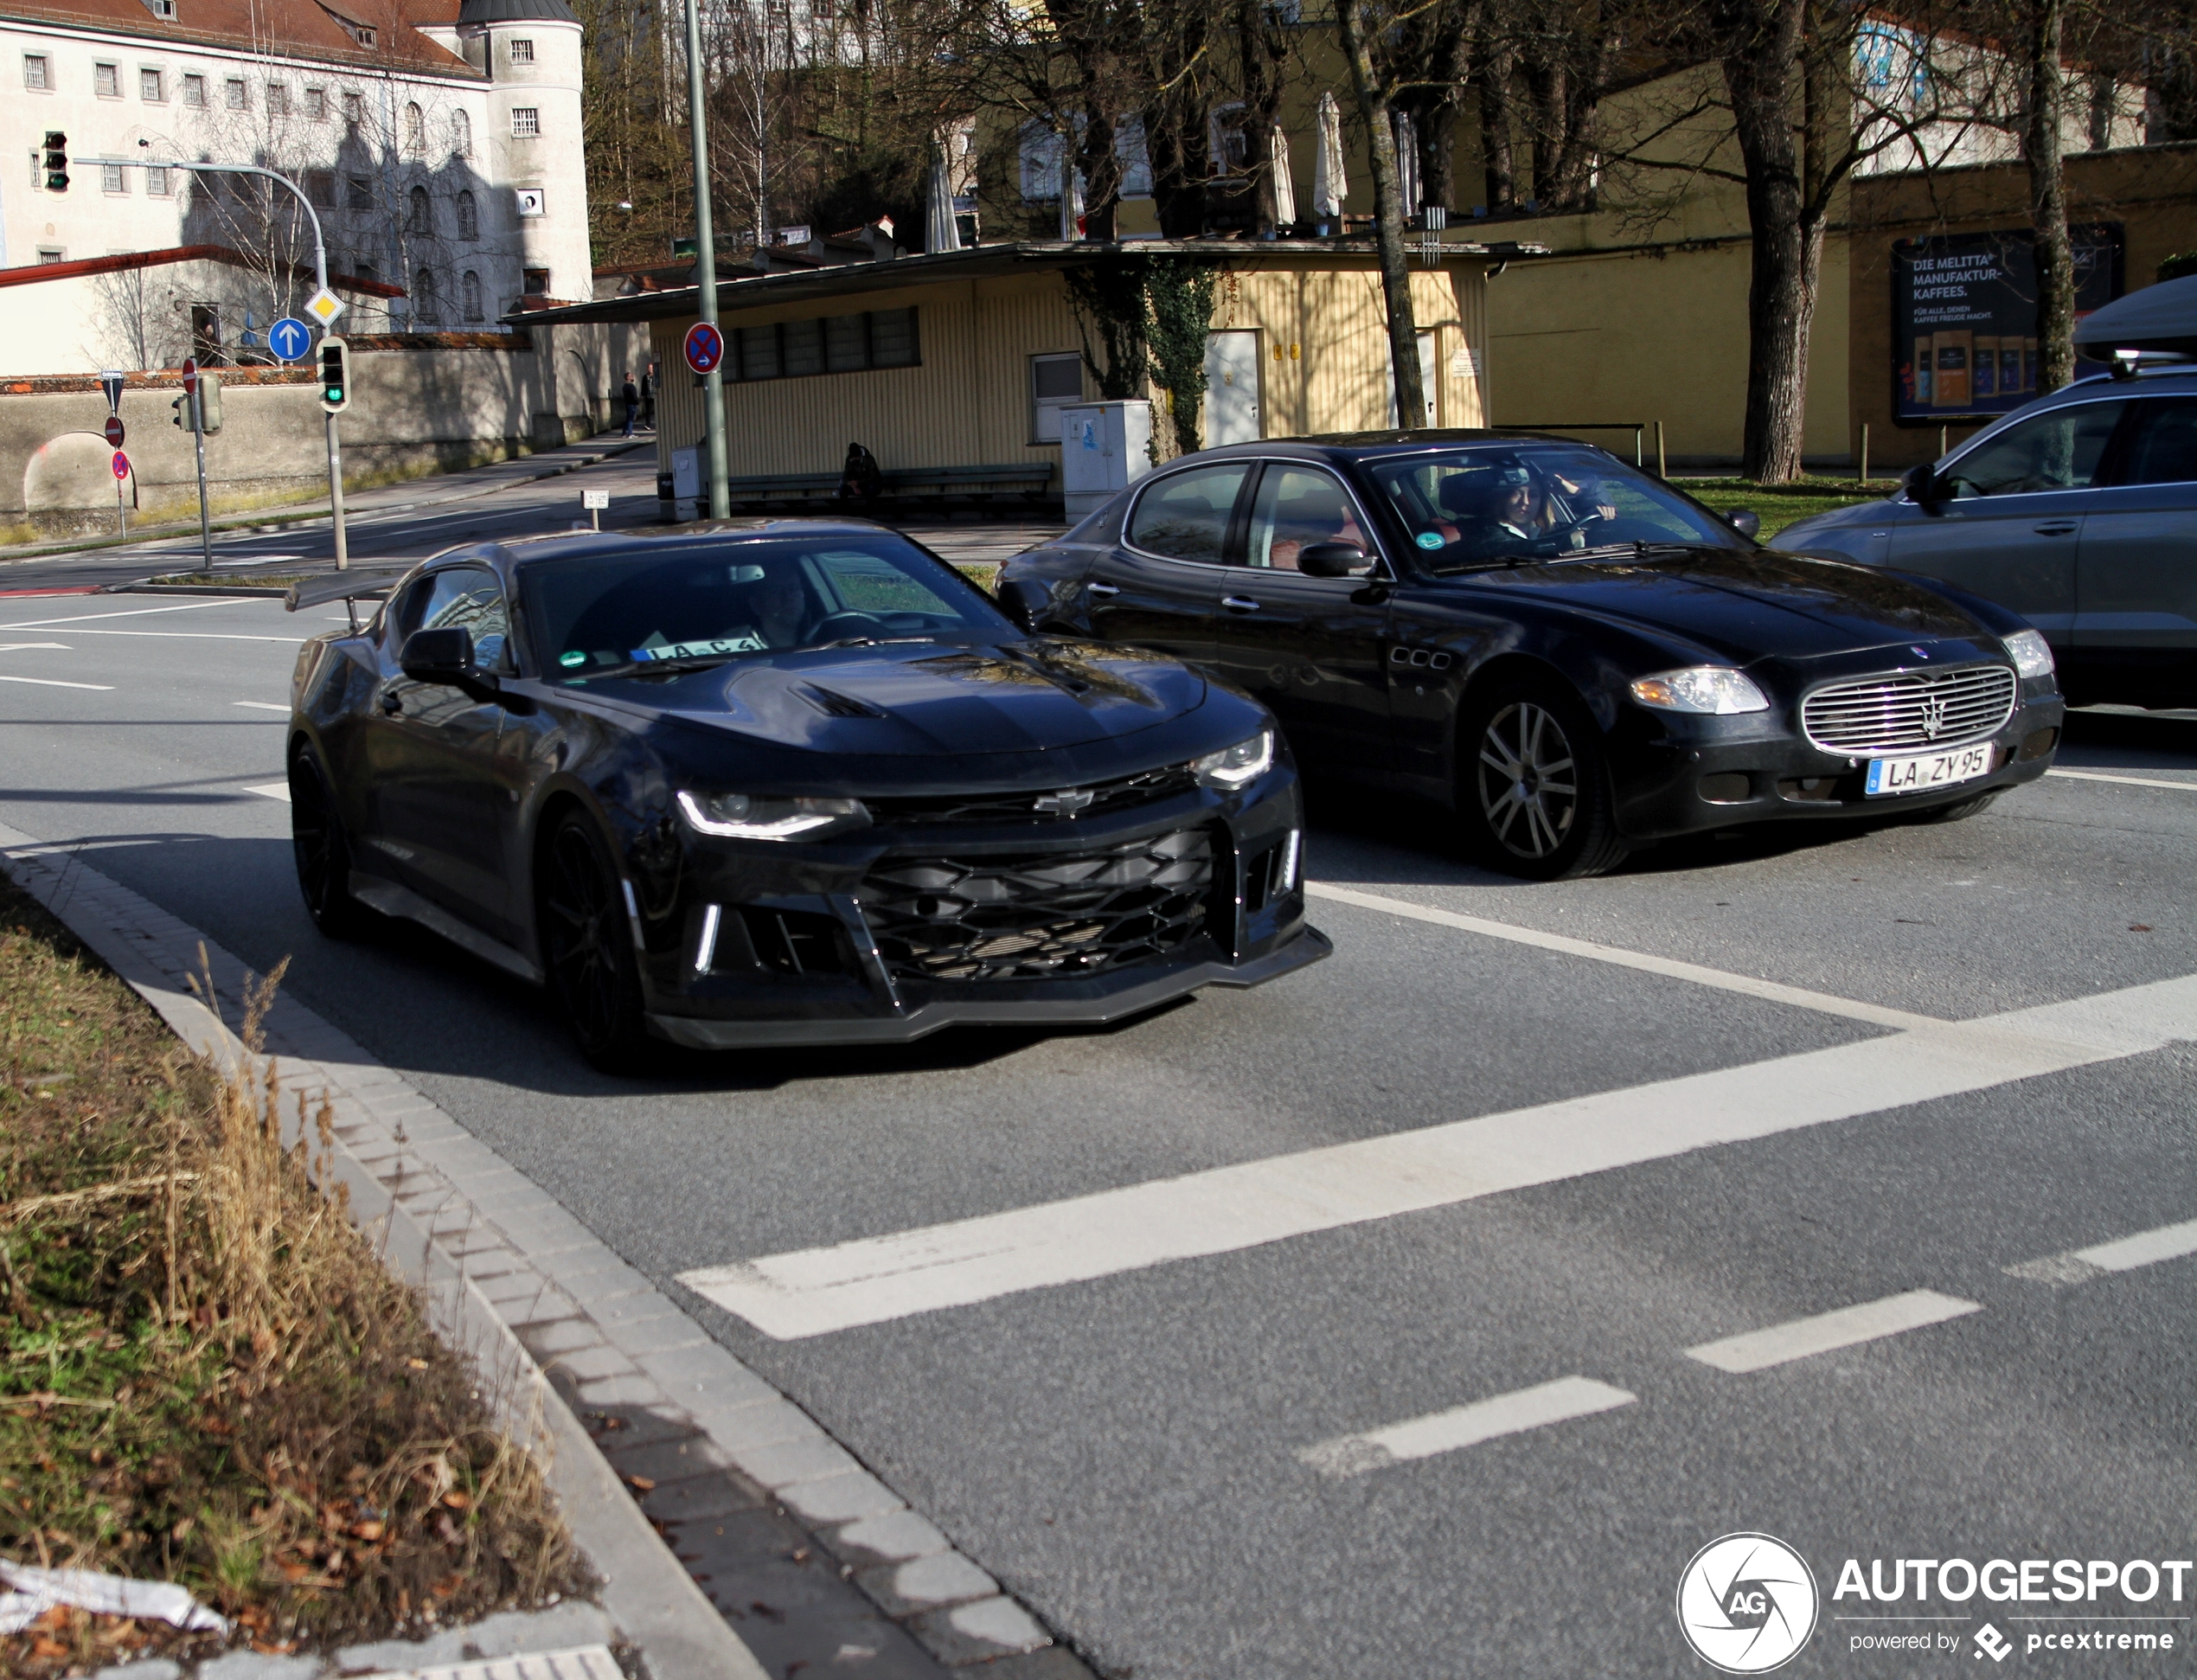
2 581 2193 1677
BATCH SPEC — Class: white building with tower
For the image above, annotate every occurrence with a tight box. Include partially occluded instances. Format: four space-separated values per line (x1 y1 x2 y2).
0 0 594 373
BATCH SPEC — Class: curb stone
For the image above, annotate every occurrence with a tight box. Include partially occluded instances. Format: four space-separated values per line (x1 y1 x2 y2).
0 826 1097 1680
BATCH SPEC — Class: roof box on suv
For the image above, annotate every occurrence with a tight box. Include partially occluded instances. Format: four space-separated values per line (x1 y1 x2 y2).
2074 274 2197 371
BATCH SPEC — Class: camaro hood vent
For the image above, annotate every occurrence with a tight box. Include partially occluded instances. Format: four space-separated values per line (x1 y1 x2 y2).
665 641 1207 756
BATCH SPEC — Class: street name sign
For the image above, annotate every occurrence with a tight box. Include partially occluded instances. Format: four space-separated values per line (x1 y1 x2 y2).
268 317 313 362
682 322 725 375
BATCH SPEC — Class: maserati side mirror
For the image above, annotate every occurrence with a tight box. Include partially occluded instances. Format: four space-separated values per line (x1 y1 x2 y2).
1299 542 1374 579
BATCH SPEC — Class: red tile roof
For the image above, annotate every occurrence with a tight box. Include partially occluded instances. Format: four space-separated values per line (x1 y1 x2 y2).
0 0 476 75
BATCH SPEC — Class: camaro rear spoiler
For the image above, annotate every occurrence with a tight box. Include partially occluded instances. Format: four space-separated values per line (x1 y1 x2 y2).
285 568 410 632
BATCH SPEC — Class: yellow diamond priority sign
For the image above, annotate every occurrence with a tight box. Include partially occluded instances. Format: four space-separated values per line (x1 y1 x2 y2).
304 287 346 328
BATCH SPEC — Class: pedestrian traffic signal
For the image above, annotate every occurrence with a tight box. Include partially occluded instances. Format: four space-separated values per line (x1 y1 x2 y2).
198 374 222 433
171 393 193 431
42 132 67 193
317 337 350 413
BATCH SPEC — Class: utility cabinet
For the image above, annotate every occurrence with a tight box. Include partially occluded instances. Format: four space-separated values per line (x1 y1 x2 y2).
1059 401 1153 520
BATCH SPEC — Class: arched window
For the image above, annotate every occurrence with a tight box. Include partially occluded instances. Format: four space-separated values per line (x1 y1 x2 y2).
407 184 432 234
403 100 425 154
413 267 439 324
455 189 478 240
450 107 471 158
462 270 483 322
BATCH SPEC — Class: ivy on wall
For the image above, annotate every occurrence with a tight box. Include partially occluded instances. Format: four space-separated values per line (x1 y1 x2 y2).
1060 253 1216 458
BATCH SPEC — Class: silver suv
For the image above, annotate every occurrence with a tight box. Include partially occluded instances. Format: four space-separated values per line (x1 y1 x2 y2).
1778 365 2197 709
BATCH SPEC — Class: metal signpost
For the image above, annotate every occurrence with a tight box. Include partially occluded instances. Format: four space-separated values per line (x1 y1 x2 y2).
682 0 731 521
181 357 213 573
318 337 352 570
111 450 130 535
582 486 609 531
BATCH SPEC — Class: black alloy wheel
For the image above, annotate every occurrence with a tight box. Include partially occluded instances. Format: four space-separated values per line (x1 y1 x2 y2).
538 812 650 1071
1458 675 1629 881
289 744 373 938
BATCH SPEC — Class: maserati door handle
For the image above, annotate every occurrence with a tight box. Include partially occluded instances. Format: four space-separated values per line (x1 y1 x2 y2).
1221 596 1262 613
2033 522 2079 535
1086 581 1121 598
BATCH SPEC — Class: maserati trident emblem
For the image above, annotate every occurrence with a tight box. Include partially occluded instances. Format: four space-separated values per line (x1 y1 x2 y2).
1920 690 1947 740
1034 787 1096 814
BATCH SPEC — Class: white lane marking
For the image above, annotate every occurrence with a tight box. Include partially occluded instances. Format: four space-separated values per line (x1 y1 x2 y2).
0 673 115 690
0 600 260 629
1305 881 1937 1030
1684 1289 1982 1373
0 642 68 652
1297 1376 1637 1478
234 702 291 712
677 974 2197 1339
2046 768 2197 793
2004 1215 2197 1285
244 782 291 802
44 630 303 642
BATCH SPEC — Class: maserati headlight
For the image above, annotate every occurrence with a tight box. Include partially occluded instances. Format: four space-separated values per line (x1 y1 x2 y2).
676 790 870 840
2002 628 2055 679
1192 730 1274 789
1628 666 1771 715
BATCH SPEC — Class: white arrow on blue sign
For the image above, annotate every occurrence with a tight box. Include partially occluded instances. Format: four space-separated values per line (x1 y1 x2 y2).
268 317 314 362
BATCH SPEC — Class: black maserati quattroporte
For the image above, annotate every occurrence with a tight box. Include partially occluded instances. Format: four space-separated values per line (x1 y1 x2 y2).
996 434 2068 879
283 523 1325 1067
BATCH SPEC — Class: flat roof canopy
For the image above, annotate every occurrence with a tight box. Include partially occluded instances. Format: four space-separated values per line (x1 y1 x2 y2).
513 238 1547 328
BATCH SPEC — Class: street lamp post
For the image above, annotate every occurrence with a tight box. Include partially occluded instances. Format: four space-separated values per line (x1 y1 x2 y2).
682 0 731 520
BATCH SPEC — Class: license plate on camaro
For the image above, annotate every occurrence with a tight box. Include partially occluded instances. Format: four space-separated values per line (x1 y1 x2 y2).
1865 743 1996 797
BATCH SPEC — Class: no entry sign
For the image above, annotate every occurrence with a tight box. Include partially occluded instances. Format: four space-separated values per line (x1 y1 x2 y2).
181 357 199 396
104 415 125 448
682 321 725 376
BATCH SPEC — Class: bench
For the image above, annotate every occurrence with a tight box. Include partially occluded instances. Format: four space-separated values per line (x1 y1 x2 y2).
713 462 1056 510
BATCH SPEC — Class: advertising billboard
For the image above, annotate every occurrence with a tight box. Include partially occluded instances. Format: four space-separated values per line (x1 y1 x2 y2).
1891 224 2123 423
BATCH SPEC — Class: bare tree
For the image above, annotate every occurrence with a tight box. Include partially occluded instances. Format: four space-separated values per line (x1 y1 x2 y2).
1335 0 1425 426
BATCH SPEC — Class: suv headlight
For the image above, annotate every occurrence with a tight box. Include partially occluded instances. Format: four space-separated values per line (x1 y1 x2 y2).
1628 666 1771 715
676 790 870 840
2002 628 2055 679
1193 729 1274 789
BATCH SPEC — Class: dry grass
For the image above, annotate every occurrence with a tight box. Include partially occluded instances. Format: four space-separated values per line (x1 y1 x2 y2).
0 875 586 1674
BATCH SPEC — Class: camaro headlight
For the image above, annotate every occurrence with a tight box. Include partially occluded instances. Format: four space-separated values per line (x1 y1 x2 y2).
1192 730 1274 789
676 789 870 840
2002 628 2055 679
1628 666 1771 715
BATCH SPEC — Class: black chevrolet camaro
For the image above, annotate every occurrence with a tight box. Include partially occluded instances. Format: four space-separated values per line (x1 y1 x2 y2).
996 433 2068 879
283 523 1325 1067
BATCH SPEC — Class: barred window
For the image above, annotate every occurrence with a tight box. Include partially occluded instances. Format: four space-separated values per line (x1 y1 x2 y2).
407 184 431 234
451 107 471 157
224 76 246 109
455 189 478 240
95 62 121 97
102 163 127 193
147 165 171 196
342 89 362 126
182 71 205 106
23 55 50 90
306 85 326 119
462 270 483 322
346 175 372 210
403 100 424 153
266 81 289 115
307 170 335 207
141 67 164 101
729 308 919 383
509 37 534 61
510 106 539 137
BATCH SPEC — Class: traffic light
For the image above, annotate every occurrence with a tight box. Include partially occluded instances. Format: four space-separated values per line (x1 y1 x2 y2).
317 337 350 414
42 131 67 193
171 393 194 431
198 373 222 433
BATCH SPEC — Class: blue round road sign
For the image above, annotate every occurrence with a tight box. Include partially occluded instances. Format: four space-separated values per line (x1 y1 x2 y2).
682 321 725 375
268 317 313 362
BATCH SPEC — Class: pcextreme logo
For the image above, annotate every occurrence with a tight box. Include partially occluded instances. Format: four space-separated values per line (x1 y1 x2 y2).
1677 1532 1821 1674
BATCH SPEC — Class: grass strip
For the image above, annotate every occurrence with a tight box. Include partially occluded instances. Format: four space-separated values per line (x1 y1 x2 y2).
0 871 586 1674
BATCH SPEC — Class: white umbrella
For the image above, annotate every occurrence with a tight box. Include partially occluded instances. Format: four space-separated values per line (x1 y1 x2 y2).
1313 92 1346 225
1393 110 1419 216
1059 164 1086 241
1269 125 1297 228
926 140 963 253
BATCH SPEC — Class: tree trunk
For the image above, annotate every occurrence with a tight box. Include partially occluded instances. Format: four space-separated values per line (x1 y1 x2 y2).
1079 107 1122 240
1237 0 1289 233
1720 0 1816 482
1337 0 1427 426
2026 0 2076 392
1478 42 1518 210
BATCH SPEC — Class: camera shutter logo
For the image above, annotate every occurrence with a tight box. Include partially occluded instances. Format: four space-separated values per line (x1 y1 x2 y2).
1975 1623 2014 1664
1676 1533 1819 1673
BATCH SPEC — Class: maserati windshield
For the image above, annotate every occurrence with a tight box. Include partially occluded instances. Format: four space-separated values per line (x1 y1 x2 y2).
1363 446 1751 570
522 535 1015 678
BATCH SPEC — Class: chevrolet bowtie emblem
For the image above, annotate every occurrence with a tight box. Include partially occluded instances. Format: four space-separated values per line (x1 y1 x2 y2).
1034 788 1095 814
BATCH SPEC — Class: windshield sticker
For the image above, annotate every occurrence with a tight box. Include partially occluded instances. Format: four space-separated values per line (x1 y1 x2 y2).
560 650 586 667
1416 531 1445 548
629 634 767 662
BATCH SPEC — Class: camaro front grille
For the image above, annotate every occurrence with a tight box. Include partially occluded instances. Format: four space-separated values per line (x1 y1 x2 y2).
859 830 1213 983
865 764 1198 826
1800 665 2016 754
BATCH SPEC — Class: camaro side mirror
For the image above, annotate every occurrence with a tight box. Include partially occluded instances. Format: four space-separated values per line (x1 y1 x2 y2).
1299 542 1374 579
1725 509 1762 540
400 626 481 686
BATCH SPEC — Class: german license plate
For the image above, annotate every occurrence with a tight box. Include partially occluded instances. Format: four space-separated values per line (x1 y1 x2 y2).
1865 742 1996 798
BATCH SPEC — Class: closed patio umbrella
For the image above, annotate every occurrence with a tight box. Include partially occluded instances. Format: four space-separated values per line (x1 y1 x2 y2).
1313 92 1346 230
1268 125 1297 228
1060 165 1086 241
926 140 963 253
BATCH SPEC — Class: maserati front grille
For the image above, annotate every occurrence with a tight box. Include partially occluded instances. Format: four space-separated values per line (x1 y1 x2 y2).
858 829 1213 983
1801 665 2016 754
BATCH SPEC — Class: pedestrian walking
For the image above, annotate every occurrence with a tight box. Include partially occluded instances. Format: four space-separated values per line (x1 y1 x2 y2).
621 372 640 438
639 362 657 431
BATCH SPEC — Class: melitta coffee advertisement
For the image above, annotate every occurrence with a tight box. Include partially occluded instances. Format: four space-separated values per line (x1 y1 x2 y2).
1892 224 2123 422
